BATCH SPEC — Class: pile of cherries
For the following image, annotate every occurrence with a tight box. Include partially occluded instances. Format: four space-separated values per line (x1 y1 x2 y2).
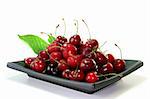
25 34 125 83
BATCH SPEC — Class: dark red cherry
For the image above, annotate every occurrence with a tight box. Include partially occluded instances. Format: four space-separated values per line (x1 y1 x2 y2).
67 55 83 68
82 47 96 59
58 59 68 72
69 35 81 46
24 57 35 66
85 72 99 83
45 66 59 75
55 36 67 45
47 42 60 54
106 54 115 63
79 58 95 72
98 63 114 74
69 70 84 81
31 60 46 73
38 50 49 61
113 59 125 73
95 51 107 65
49 51 62 63
85 39 99 50
62 69 71 79
62 44 77 59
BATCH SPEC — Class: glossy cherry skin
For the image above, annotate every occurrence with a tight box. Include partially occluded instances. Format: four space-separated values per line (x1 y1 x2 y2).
98 62 114 74
79 58 95 72
62 44 77 59
106 54 115 63
47 42 60 54
69 70 84 81
55 36 67 45
57 59 68 72
67 55 83 68
38 50 49 61
95 51 107 65
85 39 99 50
31 60 46 73
113 59 125 73
81 47 96 59
85 72 99 83
69 35 81 46
24 57 35 66
49 51 62 63
45 66 59 75
62 69 71 79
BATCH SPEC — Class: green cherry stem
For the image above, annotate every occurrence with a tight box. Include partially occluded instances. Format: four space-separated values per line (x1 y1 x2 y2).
62 18 66 37
74 19 79 34
54 24 60 37
115 44 122 59
82 19 91 39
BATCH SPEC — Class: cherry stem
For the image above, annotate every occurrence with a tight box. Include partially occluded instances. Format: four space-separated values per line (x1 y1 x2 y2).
62 18 66 37
54 24 60 37
41 32 54 38
74 19 79 34
98 41 107 51
115 44 122 59
82 19 91 39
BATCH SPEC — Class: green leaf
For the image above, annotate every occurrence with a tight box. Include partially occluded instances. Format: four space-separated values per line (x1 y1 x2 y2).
18 34 49 54
48 35 56 44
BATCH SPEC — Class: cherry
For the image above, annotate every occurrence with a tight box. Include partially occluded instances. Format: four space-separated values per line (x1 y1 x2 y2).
62 69 71 79
31 60 46 73
49 51 62 63
113 44 126 73
55 36 67 45
38 50 49 61
67 55 83 68
57 59 68 72
81 47 96 59
79 58 95 72
47 42 60 54
69 70 84 81
62 44 77 59
95 51 107 65
98 62 114 74
106 54 115 63
24 57 35 66
113 59 125 73
69 35 81 46
85 39 99 50
85 72 99 83
45 65 59 75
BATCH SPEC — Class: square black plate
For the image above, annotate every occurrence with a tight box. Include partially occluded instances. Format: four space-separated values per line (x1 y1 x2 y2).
7 60 143 94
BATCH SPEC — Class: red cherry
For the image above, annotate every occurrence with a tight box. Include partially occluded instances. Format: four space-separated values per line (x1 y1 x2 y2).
106 54 115 63
79 58 95 72
24 57 35 66
55 36 67 45
62 44 77 59
58 59 68 72
98 63 114 74
69 70 84 81
47 42 60 54
85 39 99 50
45 65 59 75
113 59 125 73
38 50 49 61
49 51 62 63
85 72 99 83
95 51 107 65
69 35 81 46
67 55 83 68
82 47 96 59
62 69 71 79
31 60 46 73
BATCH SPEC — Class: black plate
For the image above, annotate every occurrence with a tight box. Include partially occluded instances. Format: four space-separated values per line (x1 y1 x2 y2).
7 60 143 94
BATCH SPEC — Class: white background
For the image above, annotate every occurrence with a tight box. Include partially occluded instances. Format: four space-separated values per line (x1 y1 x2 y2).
0 0 150 99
